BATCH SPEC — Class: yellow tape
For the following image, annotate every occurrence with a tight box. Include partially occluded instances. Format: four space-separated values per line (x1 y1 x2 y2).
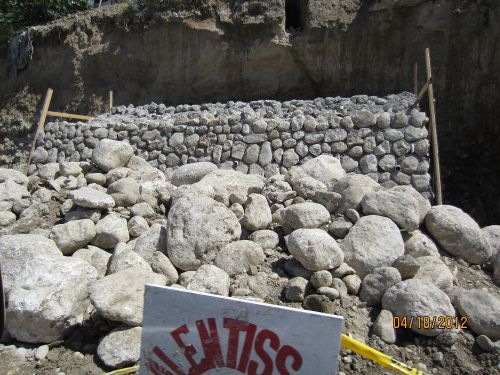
341 334 426 375
103 365 139 375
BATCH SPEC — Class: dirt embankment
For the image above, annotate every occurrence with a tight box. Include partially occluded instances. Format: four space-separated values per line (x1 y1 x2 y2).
0 0 499 225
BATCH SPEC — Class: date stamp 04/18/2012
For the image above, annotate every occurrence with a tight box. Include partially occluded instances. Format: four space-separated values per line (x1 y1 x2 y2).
393 316 468 330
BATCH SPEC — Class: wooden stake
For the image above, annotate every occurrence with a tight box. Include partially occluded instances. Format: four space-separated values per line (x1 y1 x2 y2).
425 48 443 205
109 90 113 113
416 80 429 103
414 62 418 97
47 111 94 121
28 88 53 166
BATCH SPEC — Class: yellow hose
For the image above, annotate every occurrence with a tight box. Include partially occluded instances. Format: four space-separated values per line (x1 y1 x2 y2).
103 364 139 375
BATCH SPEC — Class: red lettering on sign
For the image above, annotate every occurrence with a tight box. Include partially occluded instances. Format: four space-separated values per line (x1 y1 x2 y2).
236 322 257 373
223 317 249 369
186 318 226 375
248 329 280 375
152 346 185 375
171 325 201 369
276 345 303 374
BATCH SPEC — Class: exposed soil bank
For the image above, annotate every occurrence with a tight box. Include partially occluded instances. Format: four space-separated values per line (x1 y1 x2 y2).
0 0 499 225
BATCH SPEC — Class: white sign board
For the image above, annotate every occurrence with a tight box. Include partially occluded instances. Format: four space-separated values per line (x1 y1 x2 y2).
139 285 344 375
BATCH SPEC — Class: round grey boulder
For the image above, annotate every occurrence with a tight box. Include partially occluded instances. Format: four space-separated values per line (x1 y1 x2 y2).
287 229 344 271
455 289 500 340
282 203 330 230
214 240 265 276
92 139 134 172
171 162 218 187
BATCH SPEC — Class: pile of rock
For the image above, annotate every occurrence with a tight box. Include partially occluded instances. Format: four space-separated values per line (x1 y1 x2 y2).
0 139 499 370
31 93 433 199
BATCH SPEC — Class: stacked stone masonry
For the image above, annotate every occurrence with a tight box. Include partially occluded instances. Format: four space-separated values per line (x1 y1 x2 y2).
33 92 432 199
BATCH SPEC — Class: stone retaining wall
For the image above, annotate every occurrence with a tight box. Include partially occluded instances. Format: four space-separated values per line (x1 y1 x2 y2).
33 92 432 198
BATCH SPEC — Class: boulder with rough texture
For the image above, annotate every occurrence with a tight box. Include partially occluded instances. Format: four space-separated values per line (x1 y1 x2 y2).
128 216 149 237
373 310 396 344
92 139 134 172
134 224 167 262
149 251 179 285
107 250 152 274
97 326 142 368
285 277 309 302
287 229 344 271
361 189 420 230
248 230 279 250
455 289 500 340
92 214 130 249
0 167 29 185
359 267 401 306
167 194 241 271
482 225 500 257
300 155 346 189
404 230 440 258
50 219 96 255
333 175 380 213
107 178 140 207
392 185 431 223
425 205 492 264
0 180 30 202
199 169 264 199
214 240 265 276
413 256 454 294
72 246 112 278
0 234 98 343
241 193 272 231
382 279 455 337
90 267 166 326
342 215 404 278
69 187 115 209
282 202 330 230
171 162 218 186
294 176 327 200
186 264 230 296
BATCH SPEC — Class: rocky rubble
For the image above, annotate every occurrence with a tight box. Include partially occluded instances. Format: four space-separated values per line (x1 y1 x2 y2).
0 139 498 373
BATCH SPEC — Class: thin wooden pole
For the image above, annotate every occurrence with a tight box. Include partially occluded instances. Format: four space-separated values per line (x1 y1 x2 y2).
28 88 53 166
109 90 113 113
416 81 429 103
425 48 443 205
414 62 418 97
46 111 94 121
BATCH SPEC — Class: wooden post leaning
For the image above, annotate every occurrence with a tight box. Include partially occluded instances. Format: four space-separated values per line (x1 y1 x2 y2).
425 48 443 205
27 88 53 166
414 62 418 97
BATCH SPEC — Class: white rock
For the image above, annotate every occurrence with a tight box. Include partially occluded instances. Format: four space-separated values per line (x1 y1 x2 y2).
482 225 500 257
343 274 362 295
128 216 149 237
0 180 30 202
413 256 454 294
241 193 272 231
285 277 309 302
316 287 340 300
50 219 96 255
333 175 380 213
134 224 167 262
382 279 455 337
92 214 130 250
97 326 141 368
92 139 134 172
310 270 333 289
34 345 49 360
130 202 155 218
90 267 166 326
0 168 29 185
149 251 179 285
294 176 327 200
455 289 500 340
59 162 82 177
361 189 420 231
171 162 218 186
69 187 115 209
300 155 346 189
342 215 404 278
167 194 241 271
282 202 330 230
425 205 492 264
287 229 344 271
373 310 396 344
214 240 265 276
107 250 152 274
248 230 279 249
186 265 230 296
0 234 98 343
392 185 431 223
199 169 264 200
0 211 16 226
107 178 140 207
404 230 440 258
72 246 112 278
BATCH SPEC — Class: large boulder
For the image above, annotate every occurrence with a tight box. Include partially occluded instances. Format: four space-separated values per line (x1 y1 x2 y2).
69 187 115 209
361 189 420 230
382 279 455 337
186 264 230 296
404 230 440 258
300 155 346 189
199 169 265 199
0 180 30 202
92 213 130 249
107 178 140 207
97 326 142 369
425 205 492 264
90 267 166 326
332 175 380 213
287 229 344 271
167 194 241 271
282 203 330 230
0 168 29 185
413 256 454 294
92 139 134 172
72 245 112 278
455 289 500 340
50 219 96 255
359 267 401 306
241 193 272 231
134 224 167 263
171 162 218 186
392 185 431 223
214 240 265 276
0 234 98 343
341 215 404 278
482 225 500 257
